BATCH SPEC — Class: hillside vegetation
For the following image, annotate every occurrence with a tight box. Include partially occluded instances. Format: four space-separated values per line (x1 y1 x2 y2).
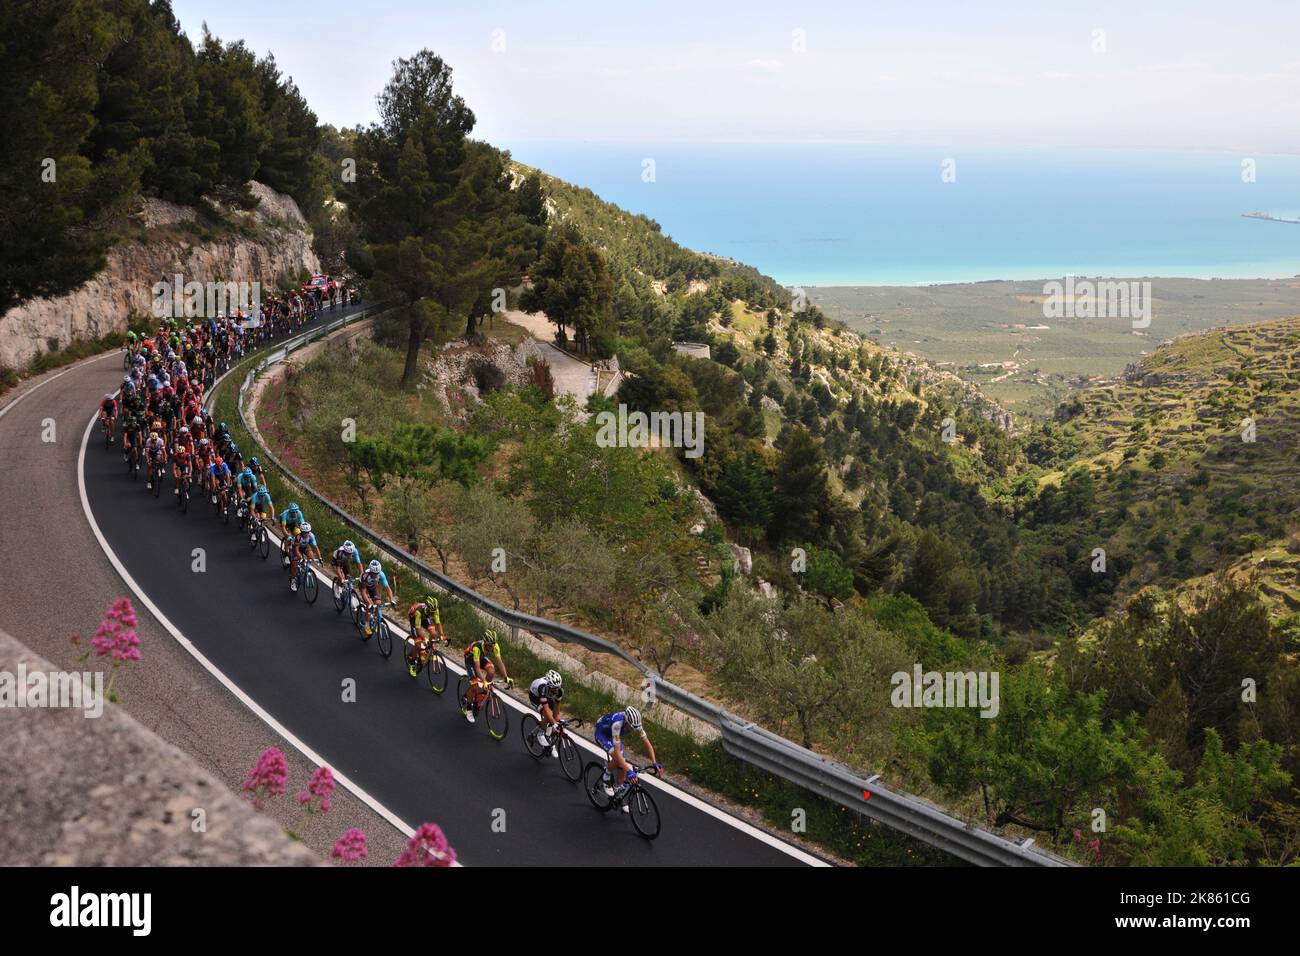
1027 316 1300 618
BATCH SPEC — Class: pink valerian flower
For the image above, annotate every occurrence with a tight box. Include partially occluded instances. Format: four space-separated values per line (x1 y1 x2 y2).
296 766 335 815
69 633 82 647
242 747 290 810
393 823 456 868
91 597 142 662
1072 828 1103 863
331 829 368 863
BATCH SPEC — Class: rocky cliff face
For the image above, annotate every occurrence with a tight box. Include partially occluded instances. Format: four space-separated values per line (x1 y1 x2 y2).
0 182 318 370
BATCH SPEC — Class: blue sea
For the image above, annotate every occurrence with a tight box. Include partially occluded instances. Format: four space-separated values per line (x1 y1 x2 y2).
502 142 1300 287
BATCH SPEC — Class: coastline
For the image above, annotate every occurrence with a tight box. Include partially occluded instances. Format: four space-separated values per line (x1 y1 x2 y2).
796 269 1300 291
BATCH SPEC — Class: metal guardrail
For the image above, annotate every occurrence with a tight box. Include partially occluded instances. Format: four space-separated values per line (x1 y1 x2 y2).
220 310 1074 868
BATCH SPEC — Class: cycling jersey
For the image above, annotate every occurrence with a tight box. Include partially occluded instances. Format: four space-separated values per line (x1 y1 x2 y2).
251 489 274 512
209 461 231 481
236 469 257 492
100 398 116 415
360 569 389 595
332 547 361 569
295 530 318 550
463 638 501 667
279 507 303 531
408 601 437 630
529 677 561 704
595 711 643 755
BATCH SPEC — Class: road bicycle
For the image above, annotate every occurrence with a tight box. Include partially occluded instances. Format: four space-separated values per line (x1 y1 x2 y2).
124 439 140 480
356 599 396 658
175 467 191 513
403 630 449 695
331 573 359 618
212 480 232 524
456 675 509 740
583 760 662 840
248 513 271 559
147 455 166 498
521 714 584 782
292 558 319 604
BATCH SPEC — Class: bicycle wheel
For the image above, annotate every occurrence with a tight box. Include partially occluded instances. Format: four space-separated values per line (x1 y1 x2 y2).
521 714 545 759
426 650 447 695
559 735 583 782
456 675 472 713
485 693 507 740
332 579 346 613
628 784 661 840
350 596 363 629
375 619 392 656
179 485 188 514
258 526 270 559
583 762 614 812
303 569 318 604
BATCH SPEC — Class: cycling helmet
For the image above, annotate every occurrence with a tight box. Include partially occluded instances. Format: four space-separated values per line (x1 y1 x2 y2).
149 431 159 440
367 560 381 573
545 670 562 689
288 502 300 512
250 457 261 469
624 706 643 730
192 416 202 426
218 421 227 432
179 426 190 435
423 594 438 609
484 627 498 642
342 541 356 555
300 522 311 534
214 456 223 466
199 438 209 446
104 393 115 401
257 484 268 494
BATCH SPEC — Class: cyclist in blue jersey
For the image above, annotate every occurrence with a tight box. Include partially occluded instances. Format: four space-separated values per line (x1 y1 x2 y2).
208 455 232 506
594 706 661 808
250 484 275 523
358 559 395 636
289 522 321 591
235 464 258 504
279 502 305 568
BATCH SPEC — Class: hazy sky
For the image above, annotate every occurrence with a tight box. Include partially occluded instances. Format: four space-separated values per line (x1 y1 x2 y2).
171 0 1300 152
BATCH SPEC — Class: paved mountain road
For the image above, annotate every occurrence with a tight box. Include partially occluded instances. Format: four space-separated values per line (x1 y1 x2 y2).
0 318 816 865
80 398 811 864
0 340 408 864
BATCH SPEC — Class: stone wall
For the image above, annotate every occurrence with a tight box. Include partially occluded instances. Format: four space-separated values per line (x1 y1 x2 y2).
0 626 318 866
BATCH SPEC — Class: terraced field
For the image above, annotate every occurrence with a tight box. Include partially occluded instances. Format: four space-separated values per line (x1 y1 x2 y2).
1036 316 1300 615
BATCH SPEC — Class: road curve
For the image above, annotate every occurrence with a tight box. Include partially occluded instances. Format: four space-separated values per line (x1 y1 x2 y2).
72 333 813 865
0 339 409 864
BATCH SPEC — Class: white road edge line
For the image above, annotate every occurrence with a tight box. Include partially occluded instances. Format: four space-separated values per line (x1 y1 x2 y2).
76 410 461 866
0 350 117 421
248 316 828 866
374 600 830 865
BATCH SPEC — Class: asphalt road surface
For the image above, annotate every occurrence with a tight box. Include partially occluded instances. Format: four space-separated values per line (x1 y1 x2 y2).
73 333 812 866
